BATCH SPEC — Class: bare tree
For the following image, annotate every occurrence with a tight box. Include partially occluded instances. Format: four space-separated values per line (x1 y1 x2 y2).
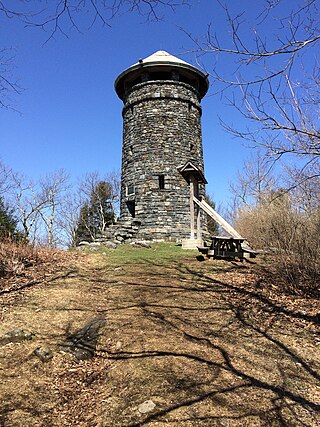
104 170 121 217
57 191 83 248
37 169 69 248
0 0 188 108
12 174 48 243
285 162 320 213
0 0 187 33
0 160 15 195
10 169 69 246
0 48 22 110
188 0 319 189
230 150 278 208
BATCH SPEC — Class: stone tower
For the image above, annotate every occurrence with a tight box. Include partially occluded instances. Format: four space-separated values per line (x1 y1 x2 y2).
115 50 209 242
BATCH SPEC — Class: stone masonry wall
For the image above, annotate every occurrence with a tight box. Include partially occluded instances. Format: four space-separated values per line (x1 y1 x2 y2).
120 80 206 241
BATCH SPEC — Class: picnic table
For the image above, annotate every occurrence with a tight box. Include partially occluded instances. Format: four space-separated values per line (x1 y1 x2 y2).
198 236 256 260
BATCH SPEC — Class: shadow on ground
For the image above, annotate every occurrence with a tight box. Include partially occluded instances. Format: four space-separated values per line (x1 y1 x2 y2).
0 254 319 426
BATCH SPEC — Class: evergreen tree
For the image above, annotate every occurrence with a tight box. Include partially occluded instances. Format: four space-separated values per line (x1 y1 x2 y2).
205 194 219 236
0 196 18 238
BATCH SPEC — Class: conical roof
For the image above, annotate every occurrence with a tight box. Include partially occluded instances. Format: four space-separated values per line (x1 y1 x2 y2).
115 50 209 100
136 50 189 66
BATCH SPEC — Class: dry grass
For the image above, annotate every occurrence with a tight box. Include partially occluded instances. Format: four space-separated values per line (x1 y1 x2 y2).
0 239 40 278
0 239 86 326
0 238 74 283
0 244 319 426
235 203 320 296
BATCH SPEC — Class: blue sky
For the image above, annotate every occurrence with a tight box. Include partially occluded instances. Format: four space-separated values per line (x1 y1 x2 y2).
0 0 283 206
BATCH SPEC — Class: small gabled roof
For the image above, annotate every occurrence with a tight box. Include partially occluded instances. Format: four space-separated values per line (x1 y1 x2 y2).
177 161 207 184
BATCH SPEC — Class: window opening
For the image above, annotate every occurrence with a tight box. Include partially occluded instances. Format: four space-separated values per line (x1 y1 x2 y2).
158 175 165 190
126 184 135 196
127 201 135 218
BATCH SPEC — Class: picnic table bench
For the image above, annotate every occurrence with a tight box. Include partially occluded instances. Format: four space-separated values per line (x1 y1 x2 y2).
198 236 256 260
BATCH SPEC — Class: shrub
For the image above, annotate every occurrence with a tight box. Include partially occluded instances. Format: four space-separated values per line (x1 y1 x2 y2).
0 238 40 278
235 195 320 295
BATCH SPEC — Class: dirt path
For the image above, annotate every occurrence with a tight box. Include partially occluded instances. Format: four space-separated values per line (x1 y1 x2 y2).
0 249 319 426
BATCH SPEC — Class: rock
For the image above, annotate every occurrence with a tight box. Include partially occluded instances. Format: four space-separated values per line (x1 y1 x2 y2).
121 221 133 227
138 400 156 414
75 219 143 248
71 347 94 360
115 341 122 350
104 241 117 249
34 346 53 362
75 220 141 248
131 241 151 248
78 241 90 246
0 328 34 345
